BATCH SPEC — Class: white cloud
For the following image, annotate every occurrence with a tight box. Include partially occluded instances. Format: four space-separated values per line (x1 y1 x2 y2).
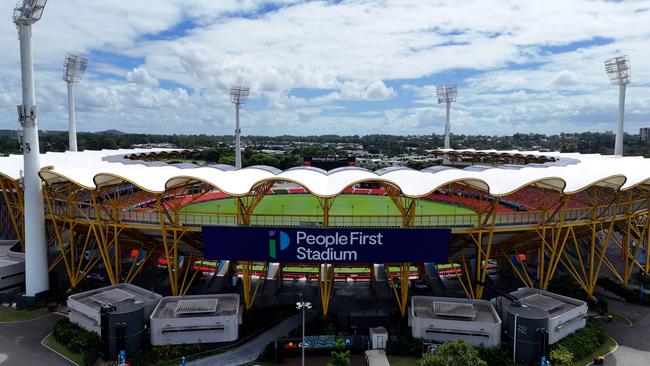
0 0 649 136
549 70 580 88
126 67 159 87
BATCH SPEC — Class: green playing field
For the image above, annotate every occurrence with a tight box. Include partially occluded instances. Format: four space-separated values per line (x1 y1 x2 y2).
181 193 474 216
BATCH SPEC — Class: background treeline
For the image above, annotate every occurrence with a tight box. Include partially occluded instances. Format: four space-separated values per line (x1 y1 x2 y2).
3 129 650 159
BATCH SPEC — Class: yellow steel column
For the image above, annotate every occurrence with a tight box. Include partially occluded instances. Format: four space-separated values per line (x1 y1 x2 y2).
320 264 334 316
317 197 335 316
400 263 409 316
113 207 120 281
242 261 267 310
43 186 74 286
318 197 332 227
538 227 546 288
646 196 650 273
0 178 24 251
242 261 252 309
155 195 178 295
541 198 570 290
90 191 117 285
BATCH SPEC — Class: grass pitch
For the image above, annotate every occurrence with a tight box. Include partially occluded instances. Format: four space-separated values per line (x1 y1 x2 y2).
181 193 474 216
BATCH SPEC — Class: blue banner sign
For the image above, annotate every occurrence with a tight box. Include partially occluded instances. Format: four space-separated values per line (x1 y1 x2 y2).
202 226 451 263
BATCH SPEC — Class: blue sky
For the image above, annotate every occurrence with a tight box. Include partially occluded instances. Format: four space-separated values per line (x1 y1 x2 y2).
0 0 649 136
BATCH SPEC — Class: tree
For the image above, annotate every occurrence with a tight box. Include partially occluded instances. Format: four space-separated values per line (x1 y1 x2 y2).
327 338 350 366
204 148 221 163
219 155 236 166
417 340 487 366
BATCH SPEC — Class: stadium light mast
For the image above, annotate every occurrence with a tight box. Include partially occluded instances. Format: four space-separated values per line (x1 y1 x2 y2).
13 0 49 298
604 55 631 156
63 53 87 152
230 86 249 169
436 85 457 149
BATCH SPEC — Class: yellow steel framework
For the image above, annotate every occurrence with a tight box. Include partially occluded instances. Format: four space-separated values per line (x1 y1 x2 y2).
0 176 25 251
5 171 645 317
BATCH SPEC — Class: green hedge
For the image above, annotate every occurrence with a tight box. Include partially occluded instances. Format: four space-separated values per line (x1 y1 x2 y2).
476 346 512 366
52 319 102 366
551 319 607 363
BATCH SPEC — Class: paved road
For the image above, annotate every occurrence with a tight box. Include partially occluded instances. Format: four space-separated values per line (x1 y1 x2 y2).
600 295 650 365
0 313 71 366
190 311 309 366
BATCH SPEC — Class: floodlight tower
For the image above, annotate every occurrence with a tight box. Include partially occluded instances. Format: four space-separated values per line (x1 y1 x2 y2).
230 86 249 169
13 0 49 298
63 53 87 151
604 55 631 156
436 85 457 149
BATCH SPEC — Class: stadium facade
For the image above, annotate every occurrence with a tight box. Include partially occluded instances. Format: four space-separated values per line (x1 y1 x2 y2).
1 148 650 316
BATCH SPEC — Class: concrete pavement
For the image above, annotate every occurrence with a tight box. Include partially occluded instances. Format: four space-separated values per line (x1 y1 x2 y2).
189 311 308 366
601 296 650 365
0 313 71 366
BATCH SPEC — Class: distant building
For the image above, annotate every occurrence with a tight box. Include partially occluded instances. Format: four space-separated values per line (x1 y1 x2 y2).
641 128 650 143
303 156 355 170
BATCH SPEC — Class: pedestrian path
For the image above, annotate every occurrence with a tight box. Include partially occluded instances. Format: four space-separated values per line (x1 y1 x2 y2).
189 311 308 366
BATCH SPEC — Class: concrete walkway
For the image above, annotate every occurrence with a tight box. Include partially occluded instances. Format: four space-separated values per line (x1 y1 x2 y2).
189 311 308 366
599 295 650 365
0 313 71 366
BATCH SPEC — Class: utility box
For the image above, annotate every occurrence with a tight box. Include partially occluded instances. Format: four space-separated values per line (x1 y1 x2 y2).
369 326 388 349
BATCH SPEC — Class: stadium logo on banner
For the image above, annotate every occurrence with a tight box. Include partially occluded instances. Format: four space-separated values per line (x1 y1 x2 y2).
269 230 291 259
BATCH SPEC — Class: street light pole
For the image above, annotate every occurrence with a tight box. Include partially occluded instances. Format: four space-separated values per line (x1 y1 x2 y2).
63 53 88 151
296 301 312 366
302 304 305 365
230 86 250 169
604 55 631 156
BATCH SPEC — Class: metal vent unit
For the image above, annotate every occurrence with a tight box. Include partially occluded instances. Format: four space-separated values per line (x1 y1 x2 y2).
174 299 218 315
520 293 564 313
91 288 135 305
412 296 502 348
432 301 476 320
150 295 240 345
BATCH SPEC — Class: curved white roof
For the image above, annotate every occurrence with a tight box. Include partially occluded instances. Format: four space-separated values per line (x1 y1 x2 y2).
1 148 650 197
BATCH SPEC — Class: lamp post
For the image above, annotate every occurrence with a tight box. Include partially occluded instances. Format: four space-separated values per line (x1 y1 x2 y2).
296 301 312 366
63 53 87 151
436 85 457 149
13 0 49 298
604 56 631 156
230 86 250 169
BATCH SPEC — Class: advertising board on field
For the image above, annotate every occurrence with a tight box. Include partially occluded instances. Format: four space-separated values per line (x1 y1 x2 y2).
202 226 451 263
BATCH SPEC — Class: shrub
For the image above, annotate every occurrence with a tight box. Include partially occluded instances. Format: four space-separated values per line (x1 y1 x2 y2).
417 340 487 366
327 338 351 366
476 346 512 366
550 345 573 366
551 319 607 362
52 319 102 366
388 311 424 355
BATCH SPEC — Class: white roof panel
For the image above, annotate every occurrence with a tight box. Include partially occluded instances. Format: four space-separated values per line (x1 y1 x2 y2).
1 148 648 197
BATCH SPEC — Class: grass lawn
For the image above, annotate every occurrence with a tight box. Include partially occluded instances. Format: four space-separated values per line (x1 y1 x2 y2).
42 333 83 365
0 306 49 323
182 194 474 216
571 333 617 366
608 311 632 326
387 355 419 365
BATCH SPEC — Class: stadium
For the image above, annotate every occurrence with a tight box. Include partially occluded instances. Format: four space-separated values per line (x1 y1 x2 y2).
2 147 649 318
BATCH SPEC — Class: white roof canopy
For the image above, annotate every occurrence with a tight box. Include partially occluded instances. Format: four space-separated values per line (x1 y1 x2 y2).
1 148 649 197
